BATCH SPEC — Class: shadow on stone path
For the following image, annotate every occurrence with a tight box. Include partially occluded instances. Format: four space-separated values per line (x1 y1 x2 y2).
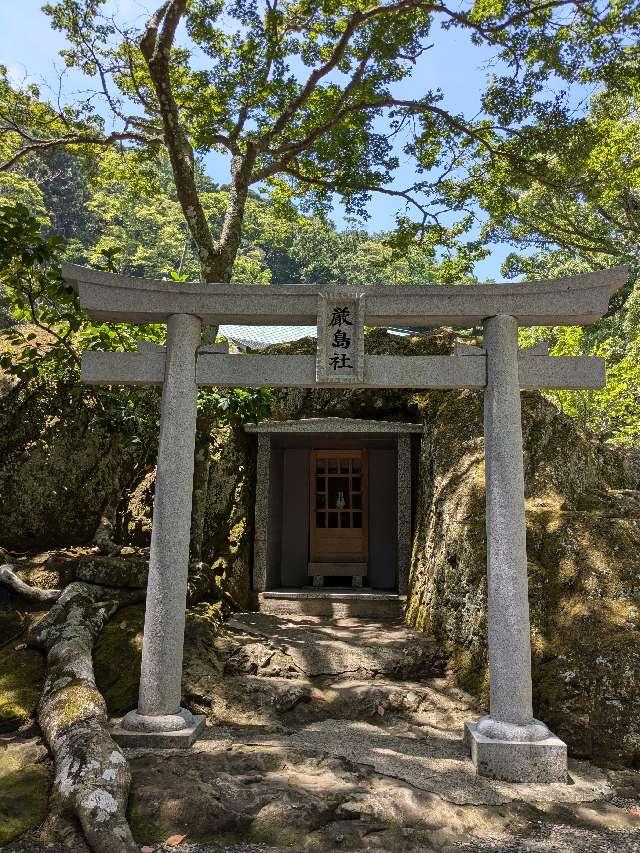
119 613 640 852
9 613 638 852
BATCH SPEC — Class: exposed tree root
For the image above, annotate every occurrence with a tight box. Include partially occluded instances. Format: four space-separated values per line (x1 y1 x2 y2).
0 563 61 603
28 582 144 852
0 565 145 853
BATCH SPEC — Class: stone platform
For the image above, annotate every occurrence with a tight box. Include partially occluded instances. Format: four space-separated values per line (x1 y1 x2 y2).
112 713 206 749
258 588 405 619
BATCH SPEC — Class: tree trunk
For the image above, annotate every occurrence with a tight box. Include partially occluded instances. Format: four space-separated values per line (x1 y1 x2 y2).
189 154 257 553
201 149 257 283
0 564 61 603
142 8 259 571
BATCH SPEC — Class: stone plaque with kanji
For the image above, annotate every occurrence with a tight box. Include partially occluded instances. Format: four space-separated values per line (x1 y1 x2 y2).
316 294 365 384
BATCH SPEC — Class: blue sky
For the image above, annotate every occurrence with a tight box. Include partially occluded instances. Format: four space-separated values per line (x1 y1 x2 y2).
0 0 519 279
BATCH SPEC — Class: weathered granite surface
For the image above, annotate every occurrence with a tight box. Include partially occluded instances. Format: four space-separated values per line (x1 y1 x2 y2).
134 313 201 727
2 328 638 768
0 371 158 549
227 613 444 679
465 721 567 783
483 315 535 730
242 331 639 765
67 262 627 326
405 366 639 765
242 721 603 806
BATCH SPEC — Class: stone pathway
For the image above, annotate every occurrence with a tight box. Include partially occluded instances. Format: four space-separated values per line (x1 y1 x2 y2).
224 613 445 678
127 614 640 852
6 613 640 852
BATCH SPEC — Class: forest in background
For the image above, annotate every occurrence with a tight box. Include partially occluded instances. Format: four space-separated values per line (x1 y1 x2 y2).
0 0 639 445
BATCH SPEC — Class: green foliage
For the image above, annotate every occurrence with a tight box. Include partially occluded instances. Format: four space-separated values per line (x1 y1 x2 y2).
199 387 273 427
4 0 639 285
0 201 79 378
518 326 640 446
548 332 640 448
455 79 640 448
1 1 638 443
283 218 484 285
0 199 272 436
0 200 165 380
1 128 477 288
461 88 640 284
41 0 584 279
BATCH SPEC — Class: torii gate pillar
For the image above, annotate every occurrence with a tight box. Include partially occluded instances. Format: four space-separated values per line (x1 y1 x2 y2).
464 314 566 781
115 313 205 746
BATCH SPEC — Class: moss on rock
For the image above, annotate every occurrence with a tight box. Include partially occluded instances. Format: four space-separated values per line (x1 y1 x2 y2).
0 642 46 732
93 601 225 718
93 603 145 716
207 329 640 766
405 379 640 765
0 374 158 550
200 425 257 609
75 554 149 588
117 468 155 547
0 741 50 846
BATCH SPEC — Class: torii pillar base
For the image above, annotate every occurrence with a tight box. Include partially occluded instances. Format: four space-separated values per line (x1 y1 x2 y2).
112 709 205 749
464 722 567 783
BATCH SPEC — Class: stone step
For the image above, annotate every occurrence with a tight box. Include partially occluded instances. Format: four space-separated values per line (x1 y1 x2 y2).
227 611 444 680
258 588 406 619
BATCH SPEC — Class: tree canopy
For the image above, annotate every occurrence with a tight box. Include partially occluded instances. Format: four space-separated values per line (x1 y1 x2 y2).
1 0 639 443
0 0 635 282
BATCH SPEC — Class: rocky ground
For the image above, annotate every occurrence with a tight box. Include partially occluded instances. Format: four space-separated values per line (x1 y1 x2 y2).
5 611 640 853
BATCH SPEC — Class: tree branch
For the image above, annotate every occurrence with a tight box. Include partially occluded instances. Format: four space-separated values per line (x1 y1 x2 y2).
0 129 158 171
436 0 583 38
280 165 439 234
258 0 422 146
140 1 219 279
255 46 375 175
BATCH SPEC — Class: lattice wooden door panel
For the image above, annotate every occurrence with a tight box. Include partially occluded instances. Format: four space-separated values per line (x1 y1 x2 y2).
308 449 368 575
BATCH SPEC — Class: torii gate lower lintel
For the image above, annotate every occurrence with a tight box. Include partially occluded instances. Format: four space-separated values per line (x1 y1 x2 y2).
64 263 629 783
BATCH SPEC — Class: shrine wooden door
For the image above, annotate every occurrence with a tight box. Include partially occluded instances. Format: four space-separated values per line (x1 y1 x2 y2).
308 450 368 578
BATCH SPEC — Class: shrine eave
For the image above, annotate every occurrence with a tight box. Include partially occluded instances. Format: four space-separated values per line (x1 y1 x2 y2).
63 263 629 328
244 418 424 433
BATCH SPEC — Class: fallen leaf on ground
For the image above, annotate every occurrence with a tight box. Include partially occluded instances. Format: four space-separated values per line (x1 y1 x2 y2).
165 835 187 848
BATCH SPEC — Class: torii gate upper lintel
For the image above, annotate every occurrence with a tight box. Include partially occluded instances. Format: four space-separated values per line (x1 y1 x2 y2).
63 262 629 784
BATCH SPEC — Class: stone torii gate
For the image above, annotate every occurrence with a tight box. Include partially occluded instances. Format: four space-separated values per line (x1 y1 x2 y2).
64 263 628 782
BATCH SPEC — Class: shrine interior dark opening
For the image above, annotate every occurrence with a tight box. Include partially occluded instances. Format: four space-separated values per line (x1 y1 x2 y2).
246 419 421 597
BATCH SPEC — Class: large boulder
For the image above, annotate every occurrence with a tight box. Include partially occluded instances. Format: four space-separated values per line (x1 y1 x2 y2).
0 371 159 549
2 328 638 767
406 383 640 766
